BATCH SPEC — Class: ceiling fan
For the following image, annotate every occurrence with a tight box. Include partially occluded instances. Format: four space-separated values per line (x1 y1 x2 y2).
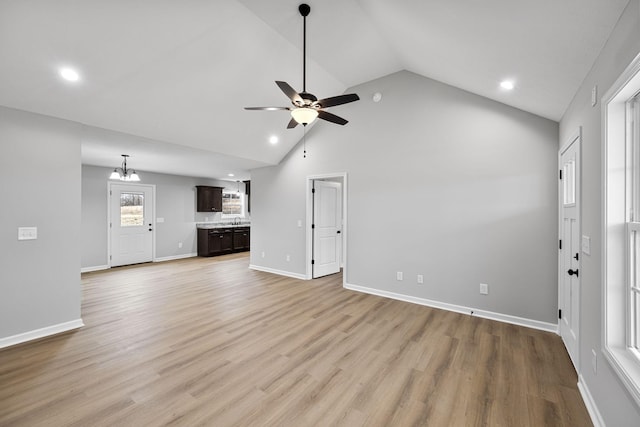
245 3 360 128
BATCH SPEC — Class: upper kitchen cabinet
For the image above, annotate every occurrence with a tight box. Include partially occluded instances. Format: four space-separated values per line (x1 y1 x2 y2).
196 186 223 212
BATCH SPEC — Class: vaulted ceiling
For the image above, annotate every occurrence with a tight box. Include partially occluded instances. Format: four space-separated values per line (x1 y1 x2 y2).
0 0 629 180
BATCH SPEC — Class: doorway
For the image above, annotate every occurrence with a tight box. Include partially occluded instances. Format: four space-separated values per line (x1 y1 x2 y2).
306 173 347 280
558 128 581 371
109 183 155 267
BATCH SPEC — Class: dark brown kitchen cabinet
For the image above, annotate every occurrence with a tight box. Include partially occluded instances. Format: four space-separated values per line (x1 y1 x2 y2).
197 227 250 257
198 228 233 256
232 227 250 251
196 186 223 212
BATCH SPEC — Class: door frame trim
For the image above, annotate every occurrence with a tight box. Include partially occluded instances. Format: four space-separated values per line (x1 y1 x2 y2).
107 182 157 268
558 126 582 372
305 173 348 282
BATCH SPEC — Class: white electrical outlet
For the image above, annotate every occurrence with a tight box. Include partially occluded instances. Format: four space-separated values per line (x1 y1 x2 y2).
417 275 424 284
297 220 302 228
582 235 591 255
397 272 403 281
286 254 290 262
592 349 597 374
261 251 265 258
178 242 183 248
480 283 489 295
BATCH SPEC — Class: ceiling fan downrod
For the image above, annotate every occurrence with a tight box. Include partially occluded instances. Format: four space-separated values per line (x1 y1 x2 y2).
299 4 310 94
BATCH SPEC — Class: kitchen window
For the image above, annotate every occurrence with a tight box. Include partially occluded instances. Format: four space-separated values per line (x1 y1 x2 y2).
221 192 245 217
603 52 640 407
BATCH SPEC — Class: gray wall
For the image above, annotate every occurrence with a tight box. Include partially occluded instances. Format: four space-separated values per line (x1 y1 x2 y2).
560 0 640 424
0 106 82 338
251 70 559 324
81 165 244 268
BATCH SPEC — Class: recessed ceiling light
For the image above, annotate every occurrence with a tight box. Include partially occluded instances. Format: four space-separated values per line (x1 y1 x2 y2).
228 173 235 177
500 80 515 90
59 67 80 82
269 136 279 144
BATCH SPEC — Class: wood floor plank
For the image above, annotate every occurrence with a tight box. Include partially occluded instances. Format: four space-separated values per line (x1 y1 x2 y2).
0 253 592 426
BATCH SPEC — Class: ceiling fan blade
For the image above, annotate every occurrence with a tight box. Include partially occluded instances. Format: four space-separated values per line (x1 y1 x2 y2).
244 106 289 111
276 81 303 105
318 110 348 125
315 93 360 108
287 117 299 129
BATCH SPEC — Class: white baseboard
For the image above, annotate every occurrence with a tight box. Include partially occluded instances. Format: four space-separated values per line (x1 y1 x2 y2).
81 265 109 273
344 283 558 334
578 375 605 427
249 264 308 280
0 319 84 349
154 253 197 263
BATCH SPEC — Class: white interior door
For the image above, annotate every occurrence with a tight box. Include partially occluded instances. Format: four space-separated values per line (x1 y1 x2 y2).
559 133 581 370
313 180 342 278
110 183 154 267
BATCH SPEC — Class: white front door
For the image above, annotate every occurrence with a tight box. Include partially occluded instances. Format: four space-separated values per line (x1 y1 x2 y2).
313 180 342 278
110 183 154 267
559 132 581 370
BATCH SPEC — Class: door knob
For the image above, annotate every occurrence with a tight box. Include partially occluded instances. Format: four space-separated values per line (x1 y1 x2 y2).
568 269 579 277
148 228 153 231
337 230 341 234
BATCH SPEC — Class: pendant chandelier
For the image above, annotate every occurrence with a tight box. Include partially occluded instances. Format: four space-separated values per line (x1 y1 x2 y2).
109 154 140 181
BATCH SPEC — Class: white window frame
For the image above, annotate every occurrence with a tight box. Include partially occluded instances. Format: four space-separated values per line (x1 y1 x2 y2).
602 51 640 408
221 191 245 218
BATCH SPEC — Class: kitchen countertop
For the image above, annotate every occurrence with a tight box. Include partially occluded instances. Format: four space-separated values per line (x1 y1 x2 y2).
197 223 251 229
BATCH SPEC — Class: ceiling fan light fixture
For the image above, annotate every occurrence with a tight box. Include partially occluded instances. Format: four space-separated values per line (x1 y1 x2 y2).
291 107 318 125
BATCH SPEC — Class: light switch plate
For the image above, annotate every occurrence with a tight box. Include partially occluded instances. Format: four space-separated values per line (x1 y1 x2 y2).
582 235 591 255
156 217 165 223
18 227 37 240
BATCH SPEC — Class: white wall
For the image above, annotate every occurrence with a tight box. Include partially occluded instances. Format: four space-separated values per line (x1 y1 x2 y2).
81 165 244 269
560 0 640 424
251 70 559 325
0 106 82 341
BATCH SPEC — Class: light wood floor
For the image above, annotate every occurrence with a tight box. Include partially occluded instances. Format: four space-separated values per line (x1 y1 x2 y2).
0 253 591 426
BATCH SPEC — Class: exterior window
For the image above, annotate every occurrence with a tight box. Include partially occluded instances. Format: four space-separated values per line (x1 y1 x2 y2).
120 193 144 226
222 192 244 216
629 93 640 352
603 53 640 407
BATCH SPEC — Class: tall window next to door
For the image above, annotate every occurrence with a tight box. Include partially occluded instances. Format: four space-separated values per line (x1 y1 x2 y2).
630 93 640 353
603 53 640 407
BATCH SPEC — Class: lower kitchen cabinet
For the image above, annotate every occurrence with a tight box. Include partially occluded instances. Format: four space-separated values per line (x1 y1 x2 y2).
197 227 250 257
232 227 250 251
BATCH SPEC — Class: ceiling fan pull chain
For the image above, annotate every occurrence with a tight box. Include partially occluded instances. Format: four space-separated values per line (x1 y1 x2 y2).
303 125 307 158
